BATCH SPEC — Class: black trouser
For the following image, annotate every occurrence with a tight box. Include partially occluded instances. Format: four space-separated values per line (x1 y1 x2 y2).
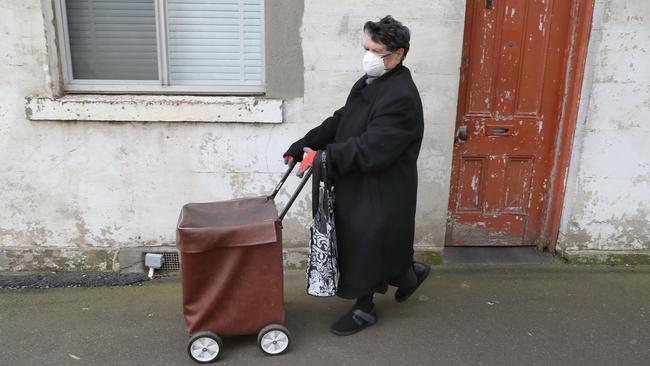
388 263 418 289
357 263 417 305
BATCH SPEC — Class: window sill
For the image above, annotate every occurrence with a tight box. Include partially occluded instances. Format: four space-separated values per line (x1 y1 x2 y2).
24 95 283 123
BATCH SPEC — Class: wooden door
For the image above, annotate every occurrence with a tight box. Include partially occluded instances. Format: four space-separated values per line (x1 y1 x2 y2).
446 0 574 246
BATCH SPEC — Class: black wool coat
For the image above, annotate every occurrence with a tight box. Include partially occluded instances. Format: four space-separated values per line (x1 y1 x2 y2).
287 64 424 298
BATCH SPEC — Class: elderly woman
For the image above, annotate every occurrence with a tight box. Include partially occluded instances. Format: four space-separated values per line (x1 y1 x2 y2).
284 15 430 336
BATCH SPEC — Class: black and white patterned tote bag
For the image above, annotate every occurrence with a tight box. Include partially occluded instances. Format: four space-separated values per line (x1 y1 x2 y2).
306 151 338 297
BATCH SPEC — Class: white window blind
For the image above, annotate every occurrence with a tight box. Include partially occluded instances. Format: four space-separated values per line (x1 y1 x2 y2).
59 0 265 93
65 0 159 80
167 0 263 87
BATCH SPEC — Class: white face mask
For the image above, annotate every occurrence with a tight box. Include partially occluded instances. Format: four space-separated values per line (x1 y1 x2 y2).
362 51 391 77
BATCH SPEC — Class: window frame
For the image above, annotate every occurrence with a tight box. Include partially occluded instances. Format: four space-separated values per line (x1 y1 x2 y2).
53 0 266 95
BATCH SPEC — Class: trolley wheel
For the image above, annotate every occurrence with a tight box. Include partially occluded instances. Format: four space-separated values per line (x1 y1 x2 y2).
187 331 223 364
257 324 291 356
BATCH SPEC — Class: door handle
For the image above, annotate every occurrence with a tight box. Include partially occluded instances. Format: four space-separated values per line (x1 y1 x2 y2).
456 126 468 142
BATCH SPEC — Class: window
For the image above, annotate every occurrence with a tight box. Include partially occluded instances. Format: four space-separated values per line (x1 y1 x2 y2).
55 0 265 94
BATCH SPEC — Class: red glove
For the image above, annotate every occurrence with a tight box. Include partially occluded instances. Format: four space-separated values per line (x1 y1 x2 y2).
297 149 317 177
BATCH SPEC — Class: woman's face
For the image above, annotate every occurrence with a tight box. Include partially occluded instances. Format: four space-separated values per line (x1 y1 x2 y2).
363 36 404 69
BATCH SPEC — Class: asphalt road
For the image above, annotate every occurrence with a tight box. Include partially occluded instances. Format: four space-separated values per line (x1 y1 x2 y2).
1 265 648 366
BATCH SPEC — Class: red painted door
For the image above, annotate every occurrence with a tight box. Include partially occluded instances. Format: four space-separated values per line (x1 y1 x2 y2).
446 0 573 246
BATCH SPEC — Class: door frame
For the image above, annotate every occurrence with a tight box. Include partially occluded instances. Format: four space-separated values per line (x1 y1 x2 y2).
542 0 595 253
446 0 596 252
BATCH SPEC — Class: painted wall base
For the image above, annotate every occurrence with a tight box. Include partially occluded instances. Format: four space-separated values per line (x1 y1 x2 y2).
558 250 650 266
0 247 118 272
0 247 444 272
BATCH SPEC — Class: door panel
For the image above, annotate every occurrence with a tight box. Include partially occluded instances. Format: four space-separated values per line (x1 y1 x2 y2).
446 0 572 246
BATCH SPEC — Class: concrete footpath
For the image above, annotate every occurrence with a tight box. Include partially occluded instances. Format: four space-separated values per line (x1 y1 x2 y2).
0 265 648 366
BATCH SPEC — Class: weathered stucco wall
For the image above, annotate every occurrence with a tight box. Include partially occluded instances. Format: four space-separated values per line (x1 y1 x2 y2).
558 0 650 255
0 0 464 270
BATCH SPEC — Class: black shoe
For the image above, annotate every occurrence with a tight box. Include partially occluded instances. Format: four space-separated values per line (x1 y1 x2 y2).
395 262 431 303
330 305 377 336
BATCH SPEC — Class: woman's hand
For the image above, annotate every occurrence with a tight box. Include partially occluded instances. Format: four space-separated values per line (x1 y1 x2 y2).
283 140 307 164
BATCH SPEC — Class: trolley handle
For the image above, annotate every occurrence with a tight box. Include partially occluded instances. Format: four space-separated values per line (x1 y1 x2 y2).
269 159 297 200
269 160 313 222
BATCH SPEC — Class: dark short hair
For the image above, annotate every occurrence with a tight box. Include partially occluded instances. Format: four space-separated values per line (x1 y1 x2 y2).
363 15 411 59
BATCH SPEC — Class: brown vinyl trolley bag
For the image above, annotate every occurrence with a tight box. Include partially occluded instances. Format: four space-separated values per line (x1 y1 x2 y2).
176 161 311 364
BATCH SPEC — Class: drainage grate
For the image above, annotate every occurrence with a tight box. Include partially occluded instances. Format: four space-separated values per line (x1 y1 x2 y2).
161 252 181 271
